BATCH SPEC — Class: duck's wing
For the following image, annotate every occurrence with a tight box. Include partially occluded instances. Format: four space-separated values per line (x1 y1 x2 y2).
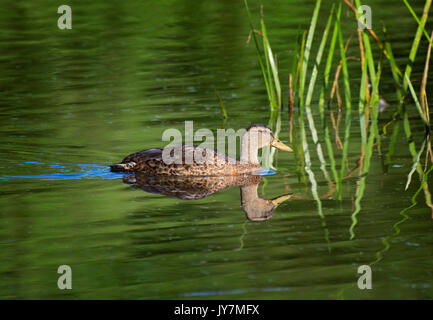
110 148 163 172
122 149 162 163
123 148 163 162
110 145 237 173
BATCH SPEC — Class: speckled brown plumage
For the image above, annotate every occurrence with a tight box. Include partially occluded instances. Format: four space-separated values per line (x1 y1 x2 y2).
111 145 261 176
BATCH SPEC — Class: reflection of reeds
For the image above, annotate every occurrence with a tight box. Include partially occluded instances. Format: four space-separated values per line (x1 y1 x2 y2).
350 58 382 239
304 4 334 184
398 0 433 216
319 5 341 191
241 0 433 301
336 10 353 200
244 0 433 233
371 164 433 268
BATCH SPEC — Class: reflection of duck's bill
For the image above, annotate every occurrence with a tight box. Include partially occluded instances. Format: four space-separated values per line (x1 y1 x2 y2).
270 137 293 152
270 194 292 208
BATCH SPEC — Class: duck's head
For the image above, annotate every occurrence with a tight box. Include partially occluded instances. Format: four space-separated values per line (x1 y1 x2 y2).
245 124 293 151
241 124 293 164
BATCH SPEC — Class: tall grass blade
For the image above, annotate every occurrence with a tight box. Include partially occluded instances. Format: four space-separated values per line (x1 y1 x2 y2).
405 74 429 126
404 0 433 47
402 0 432 94
299 0 322 105
243 0 273 107
261 15 281 110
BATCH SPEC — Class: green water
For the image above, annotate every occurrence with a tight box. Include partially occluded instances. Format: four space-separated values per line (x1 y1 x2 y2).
1 0 433 299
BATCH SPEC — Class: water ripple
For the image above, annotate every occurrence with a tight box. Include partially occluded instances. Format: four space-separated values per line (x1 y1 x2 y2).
0 162 126 180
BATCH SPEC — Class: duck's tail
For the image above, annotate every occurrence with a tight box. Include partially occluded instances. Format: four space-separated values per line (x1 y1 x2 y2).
109 161 137 172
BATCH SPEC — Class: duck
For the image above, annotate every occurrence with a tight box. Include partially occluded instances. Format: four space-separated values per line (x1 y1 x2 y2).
122 173 292 221
110 124 293 176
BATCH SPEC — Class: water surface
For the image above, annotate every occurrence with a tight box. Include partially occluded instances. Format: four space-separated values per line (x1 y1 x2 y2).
1 0 433 299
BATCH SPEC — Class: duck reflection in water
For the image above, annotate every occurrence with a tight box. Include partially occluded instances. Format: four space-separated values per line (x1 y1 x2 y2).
122 173 291 222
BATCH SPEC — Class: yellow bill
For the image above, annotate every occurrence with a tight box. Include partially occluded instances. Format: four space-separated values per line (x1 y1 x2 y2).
270 194 292 208
270 137 293 152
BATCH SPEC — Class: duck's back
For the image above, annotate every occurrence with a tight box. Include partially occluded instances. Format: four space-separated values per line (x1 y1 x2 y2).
110 145 259 176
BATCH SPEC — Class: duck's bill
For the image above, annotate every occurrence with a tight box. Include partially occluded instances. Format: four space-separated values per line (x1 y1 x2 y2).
270 194 292 208
271 137 293 152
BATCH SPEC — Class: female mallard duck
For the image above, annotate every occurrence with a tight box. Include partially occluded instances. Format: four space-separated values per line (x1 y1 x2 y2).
110 124 293 176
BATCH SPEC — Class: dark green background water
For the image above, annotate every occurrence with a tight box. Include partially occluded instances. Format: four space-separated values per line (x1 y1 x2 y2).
1 0 433 299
